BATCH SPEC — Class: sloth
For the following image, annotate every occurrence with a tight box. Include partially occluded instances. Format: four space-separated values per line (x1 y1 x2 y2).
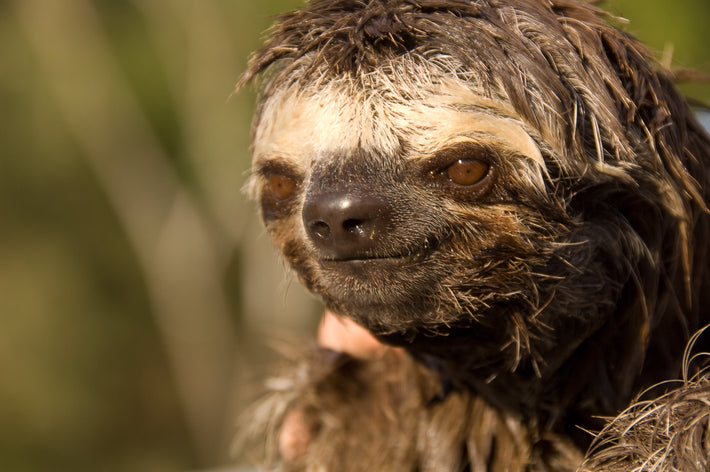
237 0 710 470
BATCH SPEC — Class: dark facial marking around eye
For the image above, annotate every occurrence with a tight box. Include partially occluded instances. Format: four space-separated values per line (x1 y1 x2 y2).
255 160 303 223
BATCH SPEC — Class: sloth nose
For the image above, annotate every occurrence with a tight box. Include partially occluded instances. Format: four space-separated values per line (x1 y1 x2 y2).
303 192 392 260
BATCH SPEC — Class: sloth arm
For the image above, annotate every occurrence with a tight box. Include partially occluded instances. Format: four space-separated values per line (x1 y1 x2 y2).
278 310 386 461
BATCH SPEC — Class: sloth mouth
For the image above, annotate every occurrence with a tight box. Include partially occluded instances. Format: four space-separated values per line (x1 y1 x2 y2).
310 234 459 310
322 252 422 264
318 234 444 266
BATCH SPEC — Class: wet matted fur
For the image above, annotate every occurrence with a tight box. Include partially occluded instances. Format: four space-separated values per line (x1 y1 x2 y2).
580 329 710 471
238 0 710 470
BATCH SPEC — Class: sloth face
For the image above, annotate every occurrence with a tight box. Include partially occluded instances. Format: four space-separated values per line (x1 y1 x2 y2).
249 77 624 372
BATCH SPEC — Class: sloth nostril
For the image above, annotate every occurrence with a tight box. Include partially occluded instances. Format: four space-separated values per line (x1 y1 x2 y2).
310 221 331 241
343 219 365 235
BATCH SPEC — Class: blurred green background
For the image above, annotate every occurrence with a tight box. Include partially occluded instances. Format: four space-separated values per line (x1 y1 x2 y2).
0 1 708 471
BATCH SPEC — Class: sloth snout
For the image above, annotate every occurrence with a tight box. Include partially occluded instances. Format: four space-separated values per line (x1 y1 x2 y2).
302 191 393 260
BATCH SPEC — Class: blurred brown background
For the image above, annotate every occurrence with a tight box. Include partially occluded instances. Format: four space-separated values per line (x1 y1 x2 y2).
0 1 708 471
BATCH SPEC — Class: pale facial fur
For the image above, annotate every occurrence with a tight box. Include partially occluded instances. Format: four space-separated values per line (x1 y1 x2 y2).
252 80 545 173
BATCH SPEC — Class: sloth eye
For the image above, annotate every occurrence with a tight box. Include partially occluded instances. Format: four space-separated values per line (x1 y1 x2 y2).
421 144 496 201
267 173 297 200
446 159 489 186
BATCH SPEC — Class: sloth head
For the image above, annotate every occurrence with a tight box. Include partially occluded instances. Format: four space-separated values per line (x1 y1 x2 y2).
241 0 710 418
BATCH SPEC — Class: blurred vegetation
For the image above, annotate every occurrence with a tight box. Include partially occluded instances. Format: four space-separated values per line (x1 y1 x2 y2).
0 1 707 471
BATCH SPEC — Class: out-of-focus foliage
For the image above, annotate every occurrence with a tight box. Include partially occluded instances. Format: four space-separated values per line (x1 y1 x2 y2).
609 0 710 101
0 1 707 471
1 1 312 471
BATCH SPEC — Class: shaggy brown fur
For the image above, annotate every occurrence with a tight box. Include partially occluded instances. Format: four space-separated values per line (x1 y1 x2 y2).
238 0 710 470
580 329 710 471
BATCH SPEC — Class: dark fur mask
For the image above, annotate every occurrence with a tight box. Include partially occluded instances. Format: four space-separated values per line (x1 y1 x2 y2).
240 0 710 455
